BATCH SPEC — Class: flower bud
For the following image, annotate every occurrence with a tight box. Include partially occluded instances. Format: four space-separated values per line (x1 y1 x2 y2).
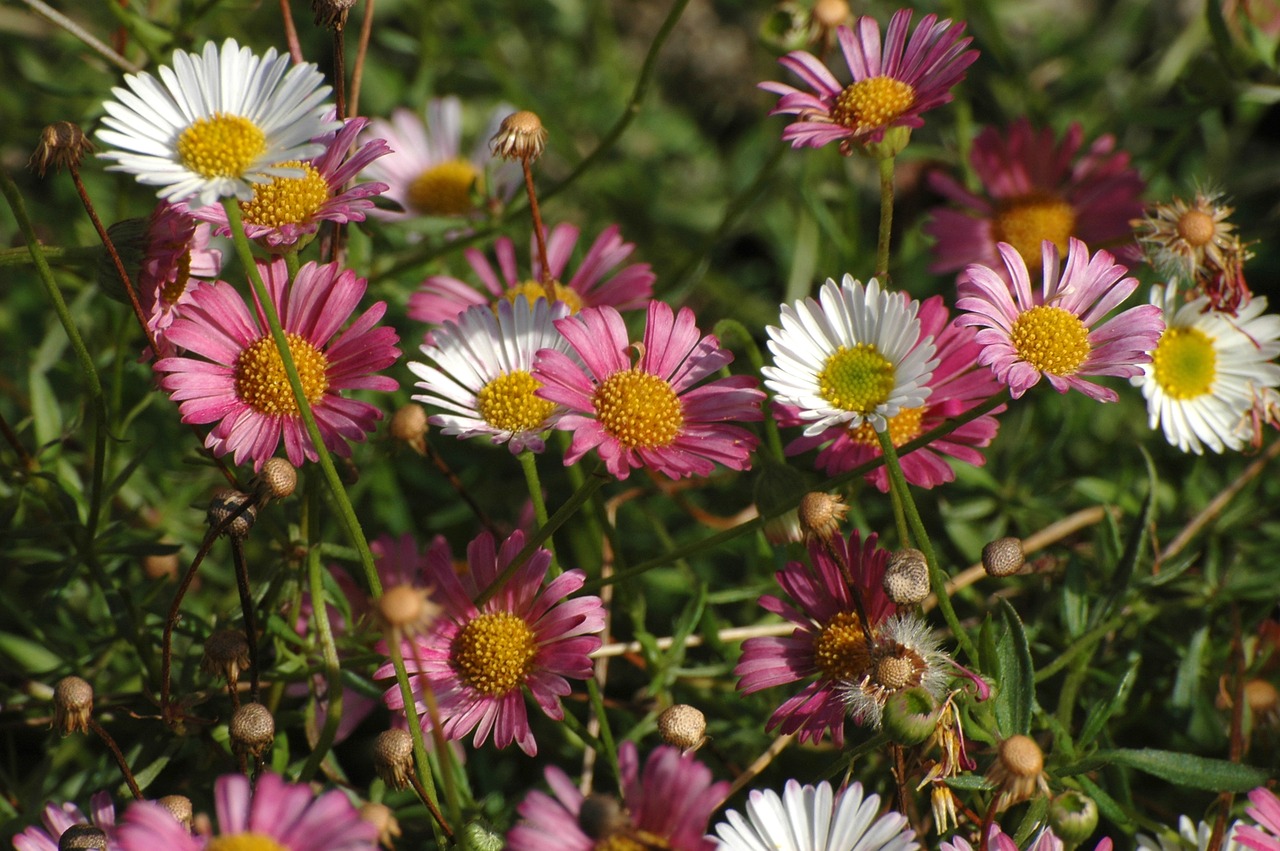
884 548 930 605
798 492 847 544
312 0 357 29
31 121 93 177
982 537 1025 577
58 825 107 851
881 686 940 746
229 702 274 758
657 704 707 751
389 404 429 454
577 794 628 841
987 734 1049 810
378 585 438 637
1049 790 1099 846
811 0 851 30
374 729 415 789
202 629 252 685
157 794 194 829
253 457 297 502
490 111 547 161
207 489 258 539
53 676 94 735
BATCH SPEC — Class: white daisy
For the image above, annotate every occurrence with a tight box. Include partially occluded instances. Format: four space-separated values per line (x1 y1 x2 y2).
97 39 339 208
763 276 937 436
1132 285 1280 454
713 779 919 851
840 613 951 729
409 298 572 453
1137 816 1246 851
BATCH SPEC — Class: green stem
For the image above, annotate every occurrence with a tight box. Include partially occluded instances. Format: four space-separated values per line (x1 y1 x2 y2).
298 476 344 783
518 449 557 572
875 155 895 280
714 318 784 461
1035 610 1135 682
586 677 620 787
385 636 453 845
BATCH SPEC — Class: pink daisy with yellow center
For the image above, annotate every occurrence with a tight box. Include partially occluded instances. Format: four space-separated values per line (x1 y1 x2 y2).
14 792 119 851
153 258 400 470
134 202 223 359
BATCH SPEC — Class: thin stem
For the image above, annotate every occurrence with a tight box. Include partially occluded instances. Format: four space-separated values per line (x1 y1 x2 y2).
88 718 144 800
385 635 453 843
348 0 376 118
298 479 344 782
521 159 555 302
18 0 142 73
585 677 620 789
279 0 303 64
875 155 895 280
230 537 261 703
1160 437 1280 561
331 28 347 125
518 449 556 570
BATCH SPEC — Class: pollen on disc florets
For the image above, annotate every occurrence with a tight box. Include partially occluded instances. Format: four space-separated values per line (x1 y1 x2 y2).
230 702 275 758
832 77 916 135
982 537 1025 577
373 729 415 789
1152 326 1217 400
798 491 848 543
818 343 896 414
1010 305 1091 375
451 611 538 696
239 161 330 229
993 195 1077 269
657 703 707 751
490 110 547 162
813 611 871 682
53 675 94 735
501 279 584 313
476 370 557 434
408 159 481 217
847 406 924 448
592 369 683 449
234 333 330 416
177 113 267 180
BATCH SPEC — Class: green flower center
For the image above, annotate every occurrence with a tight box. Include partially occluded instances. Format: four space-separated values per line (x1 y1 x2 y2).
476 370 557 433
239 160 330 228
832 77 916 133
177 113 266 179
408 158 481 216
593 369 683 449
452 611 537 696
818 344 896 414
1151 326 1217 399
233 333 330 416
1009 305 1090 376
992 194 1076 271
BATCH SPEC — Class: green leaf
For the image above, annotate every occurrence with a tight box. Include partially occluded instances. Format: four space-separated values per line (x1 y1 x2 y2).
943 774 997 791
990 598 1035 737
1078 749 1271 792
1076 774 1134 829
1078 655 1140 748
0 631 62 673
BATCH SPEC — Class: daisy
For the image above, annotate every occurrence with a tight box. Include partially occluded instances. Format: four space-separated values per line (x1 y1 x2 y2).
534 300 765 480
945 827 1113 851
127 202 223 359
763 275 938 437
117 773 376 851
1134 190 1242 288
734 530 897 746
409 222 655 326
925 119 1145 278
1139 815 1246 851
362 96 519 218
712 779 918 851
776 294 1003 490
153 258 400 470
1132 285 1280 454
956 238 1164 402
840 612 952 729
14 792 119 851
186 115 390 250
375 530 605 756
760 8 977 152
409 297 574 453
507 740 728 851
1237 786 1280 851
97 39 339 208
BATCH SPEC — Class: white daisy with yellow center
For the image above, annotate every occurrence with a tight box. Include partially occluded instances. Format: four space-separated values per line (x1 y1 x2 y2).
97 39 339 208
1132 285 1280 454
410 298 573 453
764 276 937 436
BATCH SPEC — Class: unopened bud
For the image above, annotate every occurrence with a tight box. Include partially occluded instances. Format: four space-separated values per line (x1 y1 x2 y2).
360 802 402 849
1048 790 1099 845
53 676 94 735
207 489 258 539
377 585 438 637
881 686 940 746
982 537 1025 577
157 794 193 829
490 111 547 161
202 629 252 685
884 548 930 605
657 704 707 751
142 553 180 582
577 794 628 841
798 492 847 543
31 121 93 177
58 825 107 851
229 702 274 758
373 729 415 789
811 0 851 29
389 404 429 454
254 458 297 501
988 734 1049 810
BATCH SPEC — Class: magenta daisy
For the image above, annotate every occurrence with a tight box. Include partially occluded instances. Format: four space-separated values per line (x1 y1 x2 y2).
1237 787 1280 851
153 258 400 470
777 294 1004 491
760 8 978 152
133 202 223 358
925 119 1145 279
533 300 765 480
186 115 390 250
15 792 119 851
117 772 376 851
409 222 655 326
734 530 898 746
507 740 729 851
956 238 1164 402
945 826 1113 851
375 529 605 756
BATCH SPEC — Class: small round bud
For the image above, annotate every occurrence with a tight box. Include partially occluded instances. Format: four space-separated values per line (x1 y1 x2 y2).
982 537 1025 577
884 548 930 605
377 585 438 636
657 704 707 751
1245 678 1279 716
373 729 416 790
254 458 297 501
58 825 107 851
1048 790 1099 845
142 553 180 581
987 734 1049 811
490 111 548 161
229 702 274 758
577 794 629 841
360 802 402 849
312 0 357 29
389 404 429 454
207 489 258 539
53 676 94 735
881 686 940 746
798 492 848 543
31 121 93 177
157 794 194 829
201 629 252 685
811 0 851 29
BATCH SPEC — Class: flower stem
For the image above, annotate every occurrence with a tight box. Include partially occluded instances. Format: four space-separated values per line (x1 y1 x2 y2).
714 318 784 461
385 635 454 843
518 449 557 571
875 155 895 280
298 477 345 783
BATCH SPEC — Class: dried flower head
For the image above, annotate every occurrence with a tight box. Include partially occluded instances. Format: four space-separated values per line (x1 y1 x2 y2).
53 676 94 735
57 825 107 851
229 702 275 758
377 584 439 637
1135 191 1241 288
841 613 950 728
31 121 94 177
389 404 429 454
489 110 547 161
312 0 358 29
360 802 403 849
657 704 707 752
988 734 1050 811
253 457 298 502
156 794 194 830
798 491 848 543
206 489 258 539
373 729 416 789
982 537 1025 577
576 795 630 841
884 548 930 605
201 629 252 685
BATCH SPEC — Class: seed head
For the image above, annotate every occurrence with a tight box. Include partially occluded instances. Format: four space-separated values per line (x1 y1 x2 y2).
657 703 707 751
490 111 547 161
229 702 275 758
157 794 194 829
798 491 848 543
373 729 416 789
53 676 94 735
201 629 252 685
982 537 1025 577
811 0 851 29
987 734 1049 811
253 457 297 502
207 489 258 539
884 548 930 605
31 121 93 177
58 825 107 851
378 584 439 637
389 404 429 454
312 0 358 29
359 802 402 849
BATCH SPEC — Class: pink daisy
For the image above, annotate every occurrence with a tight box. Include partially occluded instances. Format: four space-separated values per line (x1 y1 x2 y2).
153 258 400 470
128 202 223 359
533 300 765 480
956 238 1164 402
14 792 119 851
186 115 390 250
117 772 376 851
734 530 898 747
925 119 1145 280
777 294 1004 491
944 826 1113 851
507 740 729 851
759 8 978 152
375 529 605 757
1237 786 1280 851
409 222 655 326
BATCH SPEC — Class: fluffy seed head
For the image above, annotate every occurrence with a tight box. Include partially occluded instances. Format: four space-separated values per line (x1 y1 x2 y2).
157 794 194 829
201 628 252 684
58 825 107 851
374 729 416 789
390 404 429 453
206 489 258 539
798 491 848 543
31 121 93 176
230 702 275 757
53 675 94 735
490 110 547 161
884 548 930 605
982 537 1025 577
254 457 298 501
657 703 707 751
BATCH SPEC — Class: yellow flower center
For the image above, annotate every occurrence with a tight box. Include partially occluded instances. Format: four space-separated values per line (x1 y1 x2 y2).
813 610 871 681
595 833 671 851
847 406 924 447
160 253 192 307
832 77 916 133
233 333 330 416
451 611 537 696
992 194 1076 270
593 369 683 449
501 279 585 313
818 344 896 414
177 113 267 179
206 834 288 851
1151 326 1217 400
1009 305 1090 376
1176 209 1216 247
408 158 481 216
476 370 557 433
238 160 330 228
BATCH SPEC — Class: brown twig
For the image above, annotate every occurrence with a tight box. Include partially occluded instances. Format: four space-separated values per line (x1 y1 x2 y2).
520 160 555 302
230 536 262 703
280 0 304 64
1159 438 1280 562
348 0 376 118
88 718 144 800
